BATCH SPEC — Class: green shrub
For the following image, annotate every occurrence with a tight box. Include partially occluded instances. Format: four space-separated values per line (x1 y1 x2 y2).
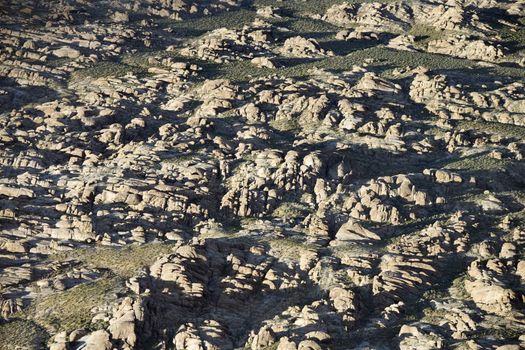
0 319 48 350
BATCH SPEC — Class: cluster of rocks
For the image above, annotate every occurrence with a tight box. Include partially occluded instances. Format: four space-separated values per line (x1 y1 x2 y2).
180 20 334 63
48 239 358 349
280 36 333 58
1 0 525 349
410 68 525 129
2 0 242 23
427 35 504 62
322 0 523 64
180 20 276 63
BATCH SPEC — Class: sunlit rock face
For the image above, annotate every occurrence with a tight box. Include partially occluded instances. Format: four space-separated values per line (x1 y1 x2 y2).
1 0 525 349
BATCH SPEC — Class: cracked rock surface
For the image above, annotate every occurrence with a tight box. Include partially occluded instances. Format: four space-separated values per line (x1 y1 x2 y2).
1 0 525 349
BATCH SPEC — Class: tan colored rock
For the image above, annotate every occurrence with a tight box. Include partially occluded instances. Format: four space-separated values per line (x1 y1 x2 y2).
427 35 503 62
280 36 332 58
465 279 518 315
84 330 112 350
53 46 81 59
251 326 275 350
251 57 276 69
333 219 381 243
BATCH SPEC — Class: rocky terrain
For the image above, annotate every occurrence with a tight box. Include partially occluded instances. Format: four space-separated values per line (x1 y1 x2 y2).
0 0 525 349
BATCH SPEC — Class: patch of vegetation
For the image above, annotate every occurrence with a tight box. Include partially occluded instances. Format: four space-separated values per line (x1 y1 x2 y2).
457 120 525 141
90 319 110 331
208 60 274 82
253 0 348 16
253 0 398 16
17 243 167 332
499 18 525 54
198 218 262 239
120 53 162 70
0 319 49 350
273 201 310 220
169 9 257 35
478 323 523 340
275 46 525 79
379 212 450 250
266 237 317 260
269 118 300 132
422 306 449 325
409 24 457 47
445 153 511 171
217 109 239 119
450 273 471 299
262 343 279 350
286 18 340 41
163 154 195 165
424 126 445 136
46 57 74 68
422 288 448 302
50 243 176 278
70 61 149 81
241 217 261 228
155 42 525 83
29 275 122 333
